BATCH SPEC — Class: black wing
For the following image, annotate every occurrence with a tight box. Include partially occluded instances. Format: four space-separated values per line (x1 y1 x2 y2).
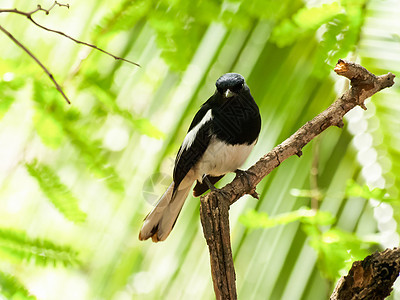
173 121 212 192
173 102 213 192
187 101 211 131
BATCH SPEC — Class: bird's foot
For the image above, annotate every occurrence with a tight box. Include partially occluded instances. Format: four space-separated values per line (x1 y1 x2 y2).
203 175 230 200
211 186 231 200
234 169 254 187
234 169 259 200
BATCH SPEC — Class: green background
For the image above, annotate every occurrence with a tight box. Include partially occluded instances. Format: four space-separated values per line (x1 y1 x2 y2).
1 0 400 299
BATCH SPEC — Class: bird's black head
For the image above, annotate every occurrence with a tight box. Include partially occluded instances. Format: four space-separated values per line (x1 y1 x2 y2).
215 73 245 98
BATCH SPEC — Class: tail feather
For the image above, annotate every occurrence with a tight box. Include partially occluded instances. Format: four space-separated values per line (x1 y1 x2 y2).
139 181 192 242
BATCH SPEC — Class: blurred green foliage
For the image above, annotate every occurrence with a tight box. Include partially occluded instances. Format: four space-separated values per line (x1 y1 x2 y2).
0 228 79 267
0 0 399 299
0 79 25 120
239 208 335 229
25 160 87 223
240 208 376 281
304 226 375 281
32 81 126 193
346 179 395 203
0 271 36 300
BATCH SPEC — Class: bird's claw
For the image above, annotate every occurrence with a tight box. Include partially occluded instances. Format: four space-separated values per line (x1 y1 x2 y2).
203 175 230 200
211 187 230 200
234 169 254 187
234 169 258 200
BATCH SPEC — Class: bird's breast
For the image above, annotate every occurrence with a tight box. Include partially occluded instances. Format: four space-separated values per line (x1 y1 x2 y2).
194 137 256 180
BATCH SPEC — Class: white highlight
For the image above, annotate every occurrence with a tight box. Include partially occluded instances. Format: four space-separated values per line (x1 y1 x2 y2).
103 126 130 152
181 109 213 152
346 102 400 249
224 89 234 98
3 72 14 82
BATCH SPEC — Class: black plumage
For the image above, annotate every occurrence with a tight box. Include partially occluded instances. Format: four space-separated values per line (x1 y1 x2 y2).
139 73 261 242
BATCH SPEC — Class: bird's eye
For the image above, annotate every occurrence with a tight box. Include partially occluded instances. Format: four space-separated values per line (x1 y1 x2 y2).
233 82 243 91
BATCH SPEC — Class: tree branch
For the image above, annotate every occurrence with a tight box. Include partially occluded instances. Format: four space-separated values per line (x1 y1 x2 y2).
0 1 140 104
0 2 140 66
331 248 400 300
0 25 70 104
199 59 396 300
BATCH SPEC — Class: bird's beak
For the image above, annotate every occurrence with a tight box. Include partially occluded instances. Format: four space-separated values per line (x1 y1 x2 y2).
224 89 234 98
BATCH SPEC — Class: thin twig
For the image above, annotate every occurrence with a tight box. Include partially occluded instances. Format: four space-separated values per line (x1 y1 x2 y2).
0 2 140 66
27 18 140 67
0 25 70 104
0 2 68 18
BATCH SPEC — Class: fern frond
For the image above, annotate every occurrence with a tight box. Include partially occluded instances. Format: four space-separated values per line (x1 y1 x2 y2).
93 0 151 38
32 82 126 193
65 131 126 193
25 161 87 224
86 84 164 139
0 270 36 300
0 228 80 267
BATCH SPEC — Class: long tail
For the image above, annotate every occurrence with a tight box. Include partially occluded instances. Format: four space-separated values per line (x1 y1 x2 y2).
139 181 192 242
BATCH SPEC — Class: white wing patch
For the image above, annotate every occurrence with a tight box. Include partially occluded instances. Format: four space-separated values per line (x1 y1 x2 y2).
181 109 213 152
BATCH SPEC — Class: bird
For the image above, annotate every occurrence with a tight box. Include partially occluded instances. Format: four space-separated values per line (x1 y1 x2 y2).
139 73 261 242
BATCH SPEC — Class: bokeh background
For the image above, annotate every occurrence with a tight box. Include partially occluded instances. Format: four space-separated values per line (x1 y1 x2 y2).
1 0 400 299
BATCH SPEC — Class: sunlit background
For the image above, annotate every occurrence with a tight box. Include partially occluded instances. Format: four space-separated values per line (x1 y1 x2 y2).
1 0 400 299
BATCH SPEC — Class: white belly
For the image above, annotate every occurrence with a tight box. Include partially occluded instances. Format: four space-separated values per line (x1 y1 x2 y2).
194 137 255 181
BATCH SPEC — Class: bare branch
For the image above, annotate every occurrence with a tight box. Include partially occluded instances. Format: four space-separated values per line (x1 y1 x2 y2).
0 25 70 104
0 2 140 67
27 18 140 67
199 60 396 300
331 248 400 300
0 2 69 18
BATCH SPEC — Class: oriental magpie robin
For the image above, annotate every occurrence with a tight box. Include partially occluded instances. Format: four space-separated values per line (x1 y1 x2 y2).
139 73 261 242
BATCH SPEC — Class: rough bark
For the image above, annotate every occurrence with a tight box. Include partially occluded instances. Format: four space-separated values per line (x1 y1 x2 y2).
331 248 400 300
199 59 396 300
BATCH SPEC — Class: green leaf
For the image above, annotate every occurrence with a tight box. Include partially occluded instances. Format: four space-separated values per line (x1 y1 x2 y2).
88 85 164 139
0 94 15 120
33 108 64 149
0 271 36 300
0 228 80 267
270 19 302 48
66 130 126 193
32 81 126 193
93 0 151 38
304 225 376 281
312 0 368 77
346 179 395 203
311 14 348 77
293 2 342 29
239 208 335 229
271 2 342 47
0 78 25 120
25 161 87 223
147 1 218 70
239 0 302 22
